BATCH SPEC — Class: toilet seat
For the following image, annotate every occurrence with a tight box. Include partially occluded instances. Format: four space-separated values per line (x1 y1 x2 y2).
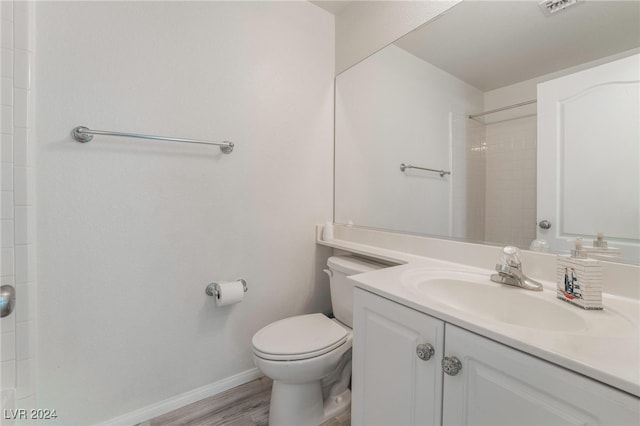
252 313 348 361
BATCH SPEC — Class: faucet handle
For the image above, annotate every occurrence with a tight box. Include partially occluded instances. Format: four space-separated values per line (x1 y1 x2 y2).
501 246 521 267
495 263 511 274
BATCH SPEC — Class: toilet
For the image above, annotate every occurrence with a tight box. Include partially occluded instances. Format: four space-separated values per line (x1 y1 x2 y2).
252 256 383 426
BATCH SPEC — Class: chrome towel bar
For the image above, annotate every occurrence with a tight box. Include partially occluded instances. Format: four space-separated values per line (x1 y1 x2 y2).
72 126 234 154
400 163 451 178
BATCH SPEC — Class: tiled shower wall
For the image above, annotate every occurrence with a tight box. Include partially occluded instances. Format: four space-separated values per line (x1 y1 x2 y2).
452 114 486 242
464 119 486 243
1 0 37 420
484 115 537 248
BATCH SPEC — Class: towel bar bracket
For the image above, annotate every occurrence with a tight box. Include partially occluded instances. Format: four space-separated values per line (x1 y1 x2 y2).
73 126 94 143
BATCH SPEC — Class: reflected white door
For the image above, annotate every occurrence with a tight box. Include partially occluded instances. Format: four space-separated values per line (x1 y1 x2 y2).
537 54 640 261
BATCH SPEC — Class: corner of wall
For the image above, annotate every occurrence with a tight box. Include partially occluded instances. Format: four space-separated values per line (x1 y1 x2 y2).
1 0 38 415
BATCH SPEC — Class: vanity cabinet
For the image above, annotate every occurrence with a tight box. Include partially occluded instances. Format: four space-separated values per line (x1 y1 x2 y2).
351 287 445 425
352 288 640 426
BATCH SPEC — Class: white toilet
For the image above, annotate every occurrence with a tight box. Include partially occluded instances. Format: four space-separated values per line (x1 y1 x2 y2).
252 256 383 426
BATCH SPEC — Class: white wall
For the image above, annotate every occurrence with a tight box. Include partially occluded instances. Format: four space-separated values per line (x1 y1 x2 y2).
335 1 460 74
335 44 483 236
35 2 334 424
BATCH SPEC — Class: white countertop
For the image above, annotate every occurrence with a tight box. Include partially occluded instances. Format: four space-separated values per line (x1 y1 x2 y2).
319 235 640 398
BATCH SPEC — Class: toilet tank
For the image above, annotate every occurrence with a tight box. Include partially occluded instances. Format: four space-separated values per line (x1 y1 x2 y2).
327 256 384 328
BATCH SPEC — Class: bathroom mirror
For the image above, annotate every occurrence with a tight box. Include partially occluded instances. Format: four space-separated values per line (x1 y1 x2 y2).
334 0 640 264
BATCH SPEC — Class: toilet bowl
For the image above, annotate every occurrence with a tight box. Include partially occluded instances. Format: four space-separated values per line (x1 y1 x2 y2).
253 314 353 426
251 256 384 426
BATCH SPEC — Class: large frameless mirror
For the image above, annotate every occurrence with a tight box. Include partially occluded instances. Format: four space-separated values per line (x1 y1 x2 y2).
334 0 640 264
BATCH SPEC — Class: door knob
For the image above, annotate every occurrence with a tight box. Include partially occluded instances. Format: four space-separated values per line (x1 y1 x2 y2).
442 356 462 376
0 285 16 318
538 220 552 230
416 343 435 361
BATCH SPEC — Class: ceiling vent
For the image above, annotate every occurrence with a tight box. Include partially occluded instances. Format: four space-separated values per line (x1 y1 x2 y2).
539 0 580 16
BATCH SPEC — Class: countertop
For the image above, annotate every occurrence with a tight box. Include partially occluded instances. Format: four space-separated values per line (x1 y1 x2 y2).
319 235 640 398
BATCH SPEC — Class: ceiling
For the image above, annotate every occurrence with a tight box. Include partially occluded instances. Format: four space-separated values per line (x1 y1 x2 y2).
394 1 640 92
309 1 354 15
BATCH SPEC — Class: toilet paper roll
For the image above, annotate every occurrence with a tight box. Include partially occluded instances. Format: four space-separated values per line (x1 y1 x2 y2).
216 280 245 307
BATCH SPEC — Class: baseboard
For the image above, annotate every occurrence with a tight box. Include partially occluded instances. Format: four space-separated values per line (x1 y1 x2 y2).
97 368 264 426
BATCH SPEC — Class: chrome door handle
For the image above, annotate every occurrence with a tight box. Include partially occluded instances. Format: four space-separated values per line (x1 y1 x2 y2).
0 285 16 318
416 343 435 361
442 356 462 376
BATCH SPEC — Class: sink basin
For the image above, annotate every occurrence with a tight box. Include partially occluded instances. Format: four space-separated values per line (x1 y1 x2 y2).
402 269 588 332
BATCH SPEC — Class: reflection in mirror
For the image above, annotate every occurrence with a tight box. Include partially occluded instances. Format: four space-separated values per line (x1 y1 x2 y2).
335 0 640 264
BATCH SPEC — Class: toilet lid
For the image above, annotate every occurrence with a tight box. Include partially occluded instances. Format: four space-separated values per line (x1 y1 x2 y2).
252 313 348 361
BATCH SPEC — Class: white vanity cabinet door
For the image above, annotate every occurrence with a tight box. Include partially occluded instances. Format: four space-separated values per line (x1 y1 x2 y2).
442 324 640 426
352 288 445 426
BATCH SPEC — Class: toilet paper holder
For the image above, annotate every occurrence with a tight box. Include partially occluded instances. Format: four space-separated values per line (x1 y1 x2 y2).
205 279 248 299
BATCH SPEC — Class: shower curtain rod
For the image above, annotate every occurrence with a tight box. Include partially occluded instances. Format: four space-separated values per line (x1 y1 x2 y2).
468 99 537 120
71 126 234 154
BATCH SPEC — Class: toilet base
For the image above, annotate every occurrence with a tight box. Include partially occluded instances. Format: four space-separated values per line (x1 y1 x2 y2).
321 388 351 422
269 380 323 426
268 381 351 426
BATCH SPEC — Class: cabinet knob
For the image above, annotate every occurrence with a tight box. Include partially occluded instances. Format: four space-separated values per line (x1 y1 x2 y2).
442 356 462 376
416 343 435 361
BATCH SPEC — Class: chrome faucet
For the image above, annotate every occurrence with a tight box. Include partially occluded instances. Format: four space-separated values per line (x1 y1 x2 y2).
490 246 543 291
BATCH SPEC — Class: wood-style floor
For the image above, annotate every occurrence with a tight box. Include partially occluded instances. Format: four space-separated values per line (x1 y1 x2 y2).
142 377 351 426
